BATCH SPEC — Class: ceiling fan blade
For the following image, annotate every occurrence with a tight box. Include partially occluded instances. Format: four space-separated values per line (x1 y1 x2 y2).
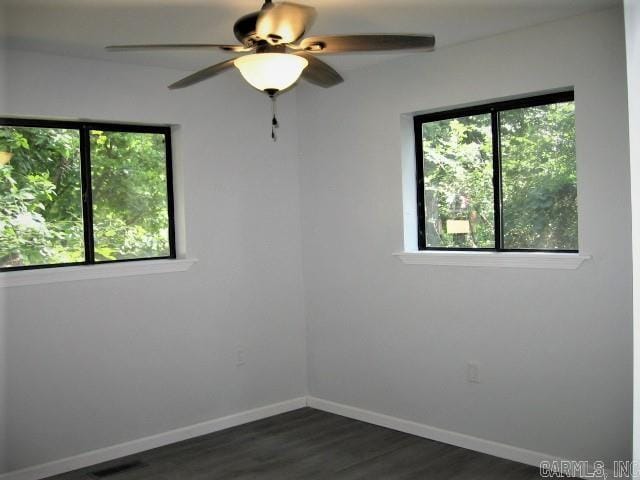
168 58 237 90
106 44 250 53
256 2 317 45
295 52 343 88
296 34 435 54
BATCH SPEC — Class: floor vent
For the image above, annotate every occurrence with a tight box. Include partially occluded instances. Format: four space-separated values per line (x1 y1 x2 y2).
89 460 148 478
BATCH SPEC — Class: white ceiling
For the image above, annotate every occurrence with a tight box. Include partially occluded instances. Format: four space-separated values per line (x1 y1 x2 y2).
3 0 620 75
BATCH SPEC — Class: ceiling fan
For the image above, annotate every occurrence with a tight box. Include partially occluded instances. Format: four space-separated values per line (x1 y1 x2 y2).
106 0 435 138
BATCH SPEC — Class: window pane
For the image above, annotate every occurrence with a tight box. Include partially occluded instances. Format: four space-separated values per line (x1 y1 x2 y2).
0 126 84 268
421 114 495 249
500 102 577 250
90 130 171 261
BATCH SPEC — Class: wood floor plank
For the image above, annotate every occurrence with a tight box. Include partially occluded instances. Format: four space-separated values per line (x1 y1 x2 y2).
44 407 555 480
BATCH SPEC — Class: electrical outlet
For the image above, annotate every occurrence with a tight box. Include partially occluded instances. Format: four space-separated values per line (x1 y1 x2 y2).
236 346 246 366
467 361 480 384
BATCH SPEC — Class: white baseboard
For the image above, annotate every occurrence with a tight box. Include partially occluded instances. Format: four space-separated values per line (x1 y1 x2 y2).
0 397 307 480
1 396 614 480
307 396 612 480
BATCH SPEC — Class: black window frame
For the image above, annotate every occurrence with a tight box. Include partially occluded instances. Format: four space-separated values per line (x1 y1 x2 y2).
0 118 177 272
413 90 577 254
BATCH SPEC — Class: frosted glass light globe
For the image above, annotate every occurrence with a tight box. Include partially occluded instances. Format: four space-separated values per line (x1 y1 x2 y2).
234 53 308 93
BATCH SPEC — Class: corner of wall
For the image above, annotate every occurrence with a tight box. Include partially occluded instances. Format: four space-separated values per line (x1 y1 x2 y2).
0 3 9 471
624 0 640 472
291 87 312 398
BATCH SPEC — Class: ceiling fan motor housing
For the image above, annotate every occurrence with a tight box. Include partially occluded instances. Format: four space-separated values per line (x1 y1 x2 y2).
234 1 287 47
233 11 262 46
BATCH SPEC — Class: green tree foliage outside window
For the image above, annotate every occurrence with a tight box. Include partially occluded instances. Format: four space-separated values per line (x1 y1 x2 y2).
501 103 577 250
419 97 577 251
90 131 171 262
0 123 173 270
422 114 495 248
0 127 84 267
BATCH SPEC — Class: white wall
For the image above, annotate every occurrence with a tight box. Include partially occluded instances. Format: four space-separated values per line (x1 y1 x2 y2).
1 5 633 474
2 50 307 471
297 7 632 466
626 0 640 469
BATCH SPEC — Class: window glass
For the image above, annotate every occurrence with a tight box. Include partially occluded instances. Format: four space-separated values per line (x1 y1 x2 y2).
90 130 171 261
0 120 175 272
421 114 495 249
415 92 577 253
500 102 577 250
0 126 84 268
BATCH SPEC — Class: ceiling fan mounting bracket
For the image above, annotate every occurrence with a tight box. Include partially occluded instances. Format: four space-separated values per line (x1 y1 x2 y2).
255 43 286 54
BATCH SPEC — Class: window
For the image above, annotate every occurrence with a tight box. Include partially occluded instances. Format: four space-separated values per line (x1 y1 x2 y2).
0 119 175 271
414 91 577 252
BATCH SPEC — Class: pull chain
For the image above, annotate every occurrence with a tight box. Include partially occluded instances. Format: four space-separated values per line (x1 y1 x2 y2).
271 95 279 141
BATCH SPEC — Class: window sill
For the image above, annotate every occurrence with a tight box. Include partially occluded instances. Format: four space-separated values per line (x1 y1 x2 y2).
393 251 590 270
0 258 198 288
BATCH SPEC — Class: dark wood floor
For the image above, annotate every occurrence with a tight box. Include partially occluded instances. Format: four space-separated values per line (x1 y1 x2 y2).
47 408 549 479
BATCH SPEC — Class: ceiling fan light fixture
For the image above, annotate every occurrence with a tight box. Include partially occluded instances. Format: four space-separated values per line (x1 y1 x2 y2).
234 53 308 94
